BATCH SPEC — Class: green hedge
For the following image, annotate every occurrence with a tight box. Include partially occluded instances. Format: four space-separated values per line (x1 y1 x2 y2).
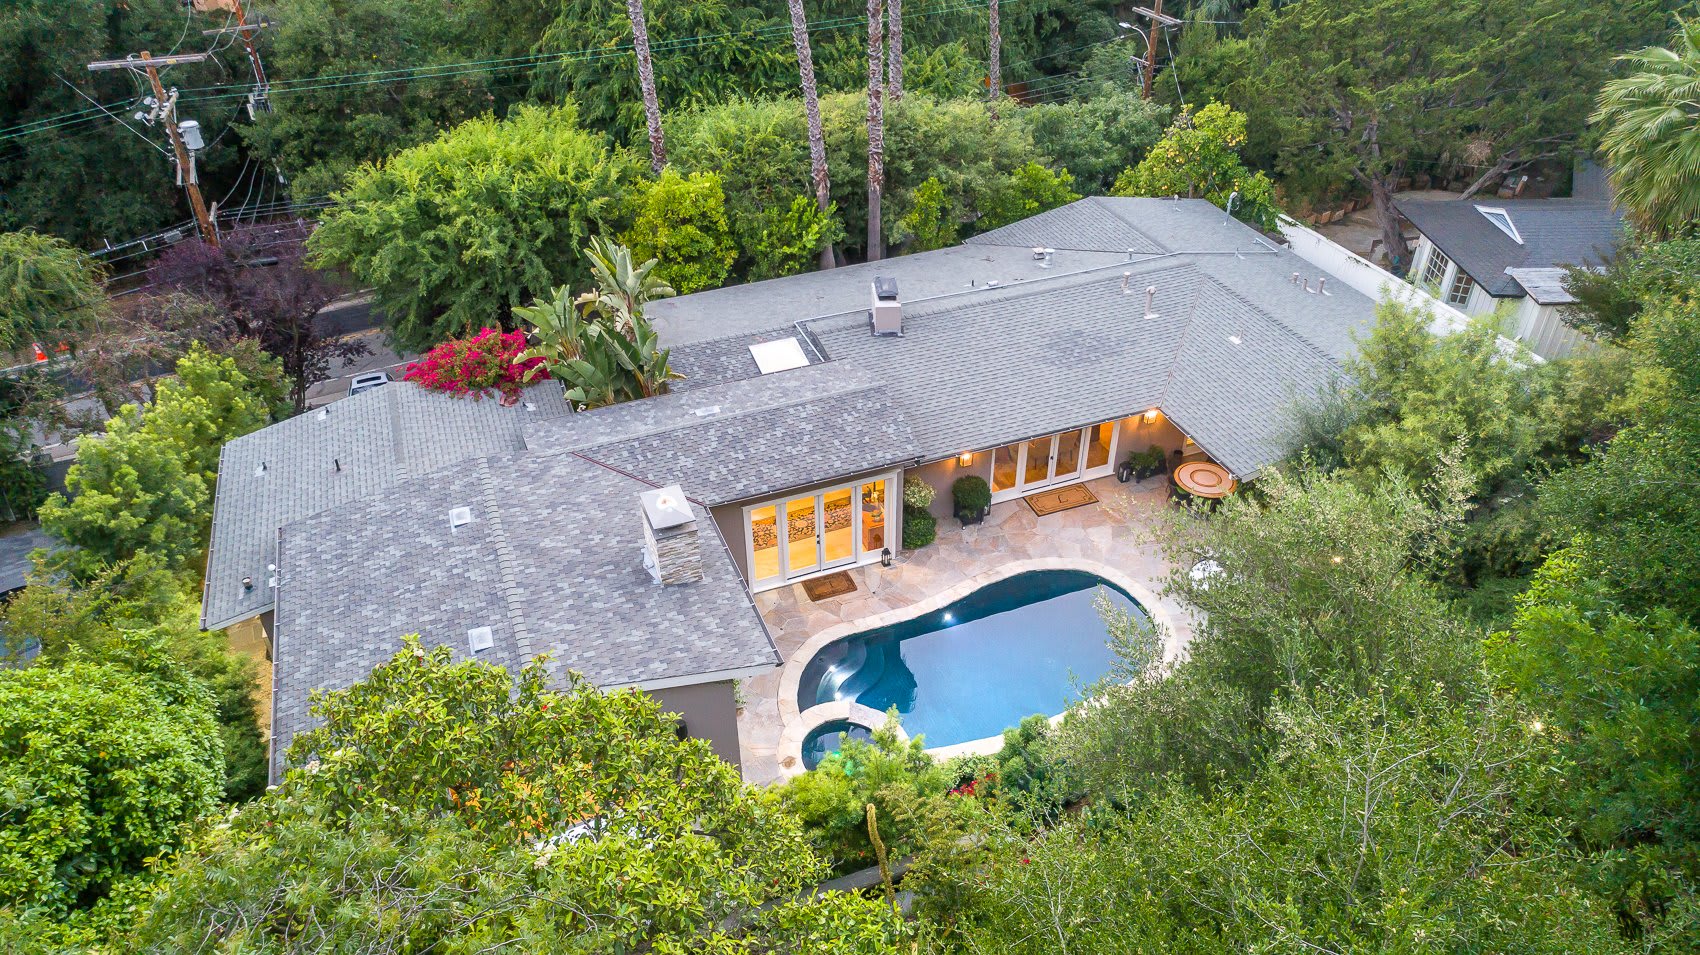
903 506 937 549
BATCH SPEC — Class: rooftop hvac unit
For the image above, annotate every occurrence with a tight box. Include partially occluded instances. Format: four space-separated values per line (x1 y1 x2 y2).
870 277 901 336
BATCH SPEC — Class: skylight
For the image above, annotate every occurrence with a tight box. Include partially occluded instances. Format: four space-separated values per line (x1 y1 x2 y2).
1475 205 1523 244
749 337 811 374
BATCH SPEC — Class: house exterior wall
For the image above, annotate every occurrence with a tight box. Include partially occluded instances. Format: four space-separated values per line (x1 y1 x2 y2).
1513 299 1588 360
717 466 905 592
649 679 742 768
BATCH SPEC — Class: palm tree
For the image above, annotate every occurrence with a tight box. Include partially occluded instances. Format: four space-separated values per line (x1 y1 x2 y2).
787 0 836 270
866 0 887 261
887 0 903 102
626 0 666 173
987 0 1002 120
1593 18 1700 239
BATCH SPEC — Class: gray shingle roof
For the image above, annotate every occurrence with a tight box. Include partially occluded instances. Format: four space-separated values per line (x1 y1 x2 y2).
1396 198 1623 296
272 451 777 778
0 526 50 595
527 362 920 504
202 381 569 631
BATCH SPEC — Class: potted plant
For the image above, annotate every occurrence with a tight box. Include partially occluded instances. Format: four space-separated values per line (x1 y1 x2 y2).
952 475 992 526
901 474 938 548
1118 446 1168 483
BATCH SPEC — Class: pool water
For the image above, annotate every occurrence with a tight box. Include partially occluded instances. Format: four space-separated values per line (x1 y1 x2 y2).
796 570 1144 748
801 719 875 770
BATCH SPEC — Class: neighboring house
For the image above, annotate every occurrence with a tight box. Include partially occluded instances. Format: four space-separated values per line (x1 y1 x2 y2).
1397 198 1623 358
205 197 1387 781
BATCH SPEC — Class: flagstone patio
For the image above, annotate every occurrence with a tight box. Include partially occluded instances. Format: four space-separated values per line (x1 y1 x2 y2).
735 473 1198 785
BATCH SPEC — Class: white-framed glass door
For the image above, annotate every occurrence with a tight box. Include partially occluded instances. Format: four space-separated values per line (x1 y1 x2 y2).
746 472 895 590
986 421 1119 503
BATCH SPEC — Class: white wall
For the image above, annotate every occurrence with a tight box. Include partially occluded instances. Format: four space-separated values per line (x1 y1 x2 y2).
1513 299 1589 360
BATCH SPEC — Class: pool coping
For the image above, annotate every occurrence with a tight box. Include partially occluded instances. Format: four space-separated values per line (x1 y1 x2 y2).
773 557 1184 778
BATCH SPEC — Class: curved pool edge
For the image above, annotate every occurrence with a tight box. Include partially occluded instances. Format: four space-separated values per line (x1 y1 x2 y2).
773 557 1185 779
776 702 908 778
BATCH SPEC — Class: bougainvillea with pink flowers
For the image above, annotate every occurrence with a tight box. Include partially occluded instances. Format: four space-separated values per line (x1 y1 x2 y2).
402 328 547 401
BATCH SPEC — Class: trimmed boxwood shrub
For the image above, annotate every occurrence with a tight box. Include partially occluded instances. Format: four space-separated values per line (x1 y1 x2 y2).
952 475 992 515
902 505 937 549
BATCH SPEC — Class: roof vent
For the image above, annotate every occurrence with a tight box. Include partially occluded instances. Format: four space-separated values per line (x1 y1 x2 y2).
449 506 474 529
1143 286 1159 320
870 277 901 336
254 461 267 476
467 626 494 654
1032 247 1055 268
692 405 722 417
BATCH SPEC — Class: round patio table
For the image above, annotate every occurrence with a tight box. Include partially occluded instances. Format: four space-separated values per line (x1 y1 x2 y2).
1173 461 1236 499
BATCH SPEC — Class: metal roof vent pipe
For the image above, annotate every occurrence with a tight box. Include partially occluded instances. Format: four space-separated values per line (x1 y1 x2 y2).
1144 286 1160 321
640 485 702 586
1318 277 1331 296
870 277 902 336
1032 247 1055 268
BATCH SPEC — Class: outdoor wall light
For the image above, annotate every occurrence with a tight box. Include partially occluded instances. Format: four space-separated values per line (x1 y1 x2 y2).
957 451 974 467
881 548 893 568
1144 408 1161 423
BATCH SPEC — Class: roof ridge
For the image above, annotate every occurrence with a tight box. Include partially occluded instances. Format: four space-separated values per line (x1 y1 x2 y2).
1157 277 1207 407
571 376 886 456
475 457 535 663
1091 196 1174 255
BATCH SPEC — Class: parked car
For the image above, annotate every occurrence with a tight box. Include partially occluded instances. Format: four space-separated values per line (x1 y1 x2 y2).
348 371 391 396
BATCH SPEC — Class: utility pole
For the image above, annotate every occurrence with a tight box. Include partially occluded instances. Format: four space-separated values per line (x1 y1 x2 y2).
88 51 219 247
204 0 272 116
1131 0 1182 101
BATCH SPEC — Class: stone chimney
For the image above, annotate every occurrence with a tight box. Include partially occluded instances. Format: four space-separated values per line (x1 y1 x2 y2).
640 485 702 585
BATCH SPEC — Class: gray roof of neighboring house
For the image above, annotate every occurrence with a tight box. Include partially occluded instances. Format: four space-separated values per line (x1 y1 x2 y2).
1506 267 1578 305
527 361 920 504
202 380 570 631
271 451 777 779
0 525 50 595
1396 198 1623 297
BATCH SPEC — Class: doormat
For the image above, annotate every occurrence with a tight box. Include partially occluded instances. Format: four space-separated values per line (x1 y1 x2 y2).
803 571 858 602
1027 483 1099 517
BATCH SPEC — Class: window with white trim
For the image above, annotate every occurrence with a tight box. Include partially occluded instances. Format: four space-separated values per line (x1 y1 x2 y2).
1445 269 1476 307
1420 246 1451 289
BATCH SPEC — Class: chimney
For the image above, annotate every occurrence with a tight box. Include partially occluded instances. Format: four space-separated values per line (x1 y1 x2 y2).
640 485 702 585
870 276 901 336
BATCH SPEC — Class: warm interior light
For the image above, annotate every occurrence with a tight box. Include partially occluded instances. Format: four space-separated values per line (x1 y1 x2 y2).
958 452 974 467
1144 408 1160 423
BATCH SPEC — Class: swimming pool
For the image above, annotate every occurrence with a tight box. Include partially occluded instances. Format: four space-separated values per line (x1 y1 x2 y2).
801 719 875 770
795 569 1145 748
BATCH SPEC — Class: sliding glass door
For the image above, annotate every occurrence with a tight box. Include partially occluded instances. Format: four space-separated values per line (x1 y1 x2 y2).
747 473 894 589
985 421 1118 502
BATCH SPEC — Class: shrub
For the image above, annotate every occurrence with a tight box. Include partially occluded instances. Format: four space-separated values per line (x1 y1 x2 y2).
903 506 937 549
402 328 545 401
952 475 992 513
1126 445 1167 476
902 474 936 510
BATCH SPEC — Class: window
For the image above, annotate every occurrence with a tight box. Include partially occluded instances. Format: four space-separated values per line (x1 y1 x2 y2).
1475 206 1523 244
1446 270 1476 306
1420 246 1451 289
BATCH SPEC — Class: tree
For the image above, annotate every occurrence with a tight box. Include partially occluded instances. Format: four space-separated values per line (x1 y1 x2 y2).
787 0 836 270
987 0 1002 120
1561 237 1700 340
149 223 358 412
747 194 846 280
140 343 276 478
1594 19 1700 239
126 642 907 952
1111 102 1278 229
575 236 677 334
1487 549 1700 932
978 161 1081 231
0 646 222 918
1231 0 1670 271
0 230 104 353
897 176 959 251
308 105 637 351
618 168 737 293
887 0 904 102
866 0 888 261
1013 90 1167 194
627 0 667 173
930 689 1631 954
516 279 680 408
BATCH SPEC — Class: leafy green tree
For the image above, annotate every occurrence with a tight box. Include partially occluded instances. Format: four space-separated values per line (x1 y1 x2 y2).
746 194 845 280
37 406 208 578
140 344 275 479
308 105 638 350
0 230 105 352
127 642 907 952
978 161 1082 232
0 644 222 918
1563 238 1700 340
1012 90 1167 194
619 168 737 293
776 715 971 874
1061 465 1479 800
1594 18 1700 239
896 176 958 252
930 689 1630 954
1229 0 1670 269
1488 549 1700 930
1111 102 1278 229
